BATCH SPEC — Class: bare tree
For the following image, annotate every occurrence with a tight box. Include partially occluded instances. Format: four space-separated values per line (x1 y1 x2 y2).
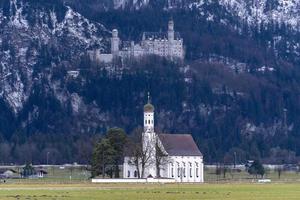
275 166 283 179
155 140 171 178
126 139 142 178
126 127 155 178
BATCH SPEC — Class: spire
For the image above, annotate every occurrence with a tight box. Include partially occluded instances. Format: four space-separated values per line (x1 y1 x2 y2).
144 92 154 112
148 92 151 104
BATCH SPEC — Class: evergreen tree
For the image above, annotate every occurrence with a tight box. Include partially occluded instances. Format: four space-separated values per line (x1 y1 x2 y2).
106 128 127 178
248 160 265 178
91 138 116 178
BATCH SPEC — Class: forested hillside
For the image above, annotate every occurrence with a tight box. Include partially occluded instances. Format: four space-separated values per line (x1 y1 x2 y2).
0 0 299 165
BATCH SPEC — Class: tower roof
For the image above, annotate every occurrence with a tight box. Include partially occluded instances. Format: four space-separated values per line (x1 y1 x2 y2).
144 103 154 112
144 92 154 112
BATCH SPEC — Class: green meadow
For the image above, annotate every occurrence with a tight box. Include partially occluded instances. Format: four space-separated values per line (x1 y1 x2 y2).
0 166 300 200
0 183 299 200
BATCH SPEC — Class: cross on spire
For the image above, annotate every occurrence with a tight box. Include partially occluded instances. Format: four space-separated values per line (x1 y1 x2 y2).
147 92 151 104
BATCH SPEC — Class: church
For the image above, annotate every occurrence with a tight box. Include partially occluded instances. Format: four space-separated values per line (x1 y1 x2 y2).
123 97 204 183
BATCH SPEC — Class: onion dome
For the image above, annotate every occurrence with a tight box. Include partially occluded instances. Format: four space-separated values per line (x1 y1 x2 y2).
144 92 154 112
144 103 154 112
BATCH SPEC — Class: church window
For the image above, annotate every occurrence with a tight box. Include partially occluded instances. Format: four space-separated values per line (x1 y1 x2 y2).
183 163 186 177
145 120 147 124
148 120 150 124
195 162 199 177
171 164 174 177
127 170 131 178
151 120 153 124
190 163 193 178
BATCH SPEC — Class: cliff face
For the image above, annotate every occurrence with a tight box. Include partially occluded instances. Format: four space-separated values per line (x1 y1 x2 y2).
0 0 109 113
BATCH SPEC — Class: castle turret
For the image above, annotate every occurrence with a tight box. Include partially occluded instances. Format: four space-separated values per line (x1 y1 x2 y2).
111 29 120 57
168 20 174 41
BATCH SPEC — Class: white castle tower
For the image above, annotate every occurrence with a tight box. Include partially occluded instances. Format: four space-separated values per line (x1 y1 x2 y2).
168 20 175 58
168 19 175 41
142 93 157 177
111 29 120 57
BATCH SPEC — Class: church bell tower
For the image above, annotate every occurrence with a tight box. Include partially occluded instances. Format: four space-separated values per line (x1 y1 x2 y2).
142 92 157 178
144 93 154 132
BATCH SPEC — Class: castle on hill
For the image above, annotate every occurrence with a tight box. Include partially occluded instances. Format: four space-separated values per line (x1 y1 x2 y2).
90 20 184 63
123 95 204 182
112 0 188 9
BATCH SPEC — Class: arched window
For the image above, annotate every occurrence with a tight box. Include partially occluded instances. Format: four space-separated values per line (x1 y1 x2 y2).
183 162 186 177
148 120 150 124
177 163 180 177
127 170 130 178
145 120 147 124
134 171 138 178
189 163 192 178
171 163 174 177
195 162 199 178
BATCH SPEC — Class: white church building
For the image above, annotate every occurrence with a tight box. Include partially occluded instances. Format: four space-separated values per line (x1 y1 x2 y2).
123 97 204 183
90 20 184 63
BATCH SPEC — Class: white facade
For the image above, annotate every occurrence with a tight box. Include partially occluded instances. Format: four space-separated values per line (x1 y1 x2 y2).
123 97 204 182
88 49 113 64
111 29 120 57
92 178 175 183
160 156 204 182
93 20 184 63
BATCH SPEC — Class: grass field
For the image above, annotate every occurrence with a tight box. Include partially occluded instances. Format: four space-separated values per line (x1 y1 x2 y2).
4 165 300 183
0 183 300 200
0 166 300 200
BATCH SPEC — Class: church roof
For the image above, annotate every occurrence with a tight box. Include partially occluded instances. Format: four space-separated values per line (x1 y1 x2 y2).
158 134 202 157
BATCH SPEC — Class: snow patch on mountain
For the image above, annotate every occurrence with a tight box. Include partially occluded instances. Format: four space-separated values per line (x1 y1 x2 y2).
0 0 109 114
219 0 300 30
9 0 29 28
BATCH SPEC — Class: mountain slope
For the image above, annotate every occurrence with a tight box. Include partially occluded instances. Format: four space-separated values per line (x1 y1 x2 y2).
0 0 300 164
0 0 109 113
219 0 300 30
